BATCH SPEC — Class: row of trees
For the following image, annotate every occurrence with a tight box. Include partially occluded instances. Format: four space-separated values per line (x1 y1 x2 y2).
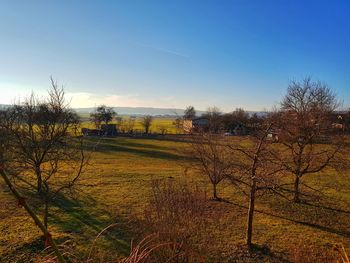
90 103 265 135
177 105 266 134
188 77 349 248
90 106 155 134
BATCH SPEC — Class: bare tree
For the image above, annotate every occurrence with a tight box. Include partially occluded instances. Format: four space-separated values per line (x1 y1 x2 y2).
115 116 123 132
187 133 233 200
184 105 196 119
222 108 250 133
141 115 153 134
118 117 136 134
203 106 222 133
274 77 346 203
90 105 116 129
125 117 136 134
157 125 168 135
228 123 283 248
173 117 183 134
0 79 88 228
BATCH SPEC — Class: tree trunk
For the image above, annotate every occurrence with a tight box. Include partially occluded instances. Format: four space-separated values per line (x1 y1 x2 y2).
246 180 256 249
44 197 49 229
35 165 43 194
37 173 42 194
213 183 218 200
0 169 66 263
294 176 301 203
43 182 50 229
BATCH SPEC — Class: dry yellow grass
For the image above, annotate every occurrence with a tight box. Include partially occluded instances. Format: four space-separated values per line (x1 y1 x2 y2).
0 136 350 262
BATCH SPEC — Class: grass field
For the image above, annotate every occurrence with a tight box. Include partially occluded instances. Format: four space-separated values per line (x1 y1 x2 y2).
1 136 350 262
79 114 180 134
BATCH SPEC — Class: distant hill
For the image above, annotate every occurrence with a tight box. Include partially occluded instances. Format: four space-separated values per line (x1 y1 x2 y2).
74 107 206 117
74 107 270 117
0 104 266 117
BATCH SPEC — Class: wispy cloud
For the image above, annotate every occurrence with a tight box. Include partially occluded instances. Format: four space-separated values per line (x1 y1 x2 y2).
66 92 142 108
136 43 189 58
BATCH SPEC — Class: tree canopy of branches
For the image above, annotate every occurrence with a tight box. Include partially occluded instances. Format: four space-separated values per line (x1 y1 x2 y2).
227 123 283 248
273 77 346 203
173 117 183 134
90 105 116 129
203 106 222 133
222 108 250 132
120 117 136 134
183 106 196 119
141 115 153 134
0 79 88 228
187 133 233 200
187 123 285 247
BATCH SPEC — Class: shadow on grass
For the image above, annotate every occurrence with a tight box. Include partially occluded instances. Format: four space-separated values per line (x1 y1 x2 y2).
106 138 178 151
226 200 350 238
0 237 44 262
303 201 350 215
48 192 132 256
83 138 186 161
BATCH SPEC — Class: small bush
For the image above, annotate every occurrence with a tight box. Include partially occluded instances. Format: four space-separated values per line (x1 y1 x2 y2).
143 179 215 261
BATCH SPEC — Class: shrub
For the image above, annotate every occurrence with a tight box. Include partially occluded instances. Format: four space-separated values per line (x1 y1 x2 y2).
143 179 215 261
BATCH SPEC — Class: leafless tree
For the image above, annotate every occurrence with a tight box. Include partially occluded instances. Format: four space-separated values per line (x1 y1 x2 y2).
273 77 346 203
187 133 233 200
183 105 196 119
227 123 284 248
203 106 222 133
0 78 89 228
172 117 183 134
222 108 250 133
126 117 136 134
118 117 136 134
157 125 168 135
115 116 123 131
141 115 153 134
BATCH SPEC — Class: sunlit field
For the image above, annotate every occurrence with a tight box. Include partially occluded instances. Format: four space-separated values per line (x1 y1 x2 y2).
1 136 350 262
79 114 180 134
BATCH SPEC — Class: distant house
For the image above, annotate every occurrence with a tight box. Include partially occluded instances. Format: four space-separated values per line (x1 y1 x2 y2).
183 117 209 133
332 114 347 131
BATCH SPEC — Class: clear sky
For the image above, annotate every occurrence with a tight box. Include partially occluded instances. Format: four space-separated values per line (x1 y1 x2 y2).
0 0 349 111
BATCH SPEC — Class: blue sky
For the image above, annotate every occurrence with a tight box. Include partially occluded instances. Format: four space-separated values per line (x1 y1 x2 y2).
0 0 349 111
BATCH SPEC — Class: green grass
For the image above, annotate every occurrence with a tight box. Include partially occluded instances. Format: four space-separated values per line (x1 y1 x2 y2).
1 137 350 262
80 116 180 134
